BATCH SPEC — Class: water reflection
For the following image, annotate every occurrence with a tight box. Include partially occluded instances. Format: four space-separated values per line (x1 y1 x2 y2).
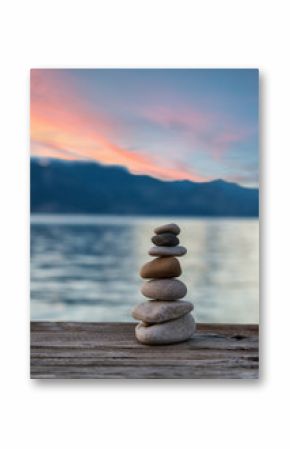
31 215 259 323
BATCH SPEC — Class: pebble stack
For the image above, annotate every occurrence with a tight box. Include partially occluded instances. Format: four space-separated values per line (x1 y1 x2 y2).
132 223 196 345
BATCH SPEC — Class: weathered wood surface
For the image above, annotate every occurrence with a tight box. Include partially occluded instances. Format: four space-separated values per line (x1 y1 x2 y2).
31 322 259 379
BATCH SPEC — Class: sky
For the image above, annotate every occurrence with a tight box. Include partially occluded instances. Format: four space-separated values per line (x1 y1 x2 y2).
30 69 259 186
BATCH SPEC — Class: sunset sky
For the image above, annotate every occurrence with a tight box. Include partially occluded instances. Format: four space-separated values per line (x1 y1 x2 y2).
30 69 259 186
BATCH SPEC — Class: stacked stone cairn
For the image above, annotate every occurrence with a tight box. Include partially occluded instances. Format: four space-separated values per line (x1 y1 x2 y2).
132 223 196 345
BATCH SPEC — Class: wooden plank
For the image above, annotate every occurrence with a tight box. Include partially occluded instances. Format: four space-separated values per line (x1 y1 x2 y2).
30 322 259 379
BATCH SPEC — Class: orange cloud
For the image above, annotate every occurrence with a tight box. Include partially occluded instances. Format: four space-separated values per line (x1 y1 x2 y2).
30 70 205 181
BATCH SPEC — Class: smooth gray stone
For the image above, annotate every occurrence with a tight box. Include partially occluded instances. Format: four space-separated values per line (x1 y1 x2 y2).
151 233 179 247
148 246 187 257
135 313 196 345
154 223 181 235
132 300 193 323
141 279 187 300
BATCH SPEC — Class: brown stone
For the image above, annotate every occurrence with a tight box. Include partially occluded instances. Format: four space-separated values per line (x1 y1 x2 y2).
140 257 181 279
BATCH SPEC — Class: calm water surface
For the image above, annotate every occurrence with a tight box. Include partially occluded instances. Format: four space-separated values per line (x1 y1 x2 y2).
30 215 259 323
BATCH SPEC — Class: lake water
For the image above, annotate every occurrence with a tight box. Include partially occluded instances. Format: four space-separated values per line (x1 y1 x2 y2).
30 215 259 324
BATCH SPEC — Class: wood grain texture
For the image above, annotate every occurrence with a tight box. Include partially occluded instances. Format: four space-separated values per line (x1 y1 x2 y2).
30 322 259 379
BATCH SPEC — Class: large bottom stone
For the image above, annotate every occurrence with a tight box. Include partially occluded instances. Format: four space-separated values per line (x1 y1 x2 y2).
132 300 193 323
135 313 196 345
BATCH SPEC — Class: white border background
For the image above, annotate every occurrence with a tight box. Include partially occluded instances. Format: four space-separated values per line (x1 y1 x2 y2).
1 0 289 447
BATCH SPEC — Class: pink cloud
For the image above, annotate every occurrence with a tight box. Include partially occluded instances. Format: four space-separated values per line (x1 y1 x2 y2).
30 70 205 182
209 128 255 160
30 70 255 183
140 103 254 162
140 105 211 133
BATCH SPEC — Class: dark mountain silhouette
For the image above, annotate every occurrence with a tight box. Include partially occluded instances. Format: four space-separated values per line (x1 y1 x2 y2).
30 158 259 217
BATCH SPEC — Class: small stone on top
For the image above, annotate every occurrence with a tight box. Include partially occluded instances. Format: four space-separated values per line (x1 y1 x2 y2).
154 223 181 235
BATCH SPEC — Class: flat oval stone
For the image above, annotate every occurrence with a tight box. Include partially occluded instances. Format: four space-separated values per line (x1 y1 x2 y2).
154 223 180 235
141 279 187 300
135 313 196 345
148 246 187 257
140 257 181 279
132 300 193 323
151 233 179 247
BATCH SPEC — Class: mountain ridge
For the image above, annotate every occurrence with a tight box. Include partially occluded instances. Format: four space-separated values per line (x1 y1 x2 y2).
30 158 259 217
